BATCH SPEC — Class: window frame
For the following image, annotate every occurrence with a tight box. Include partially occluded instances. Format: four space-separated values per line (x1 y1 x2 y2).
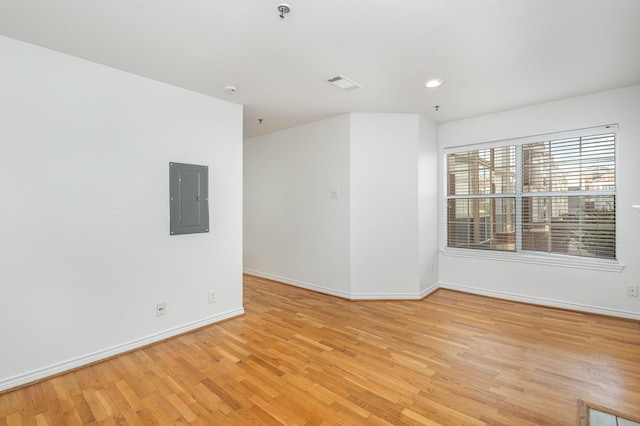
441 124 624 272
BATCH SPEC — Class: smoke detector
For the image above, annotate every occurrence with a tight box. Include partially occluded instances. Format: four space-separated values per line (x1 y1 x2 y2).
278 4 291 19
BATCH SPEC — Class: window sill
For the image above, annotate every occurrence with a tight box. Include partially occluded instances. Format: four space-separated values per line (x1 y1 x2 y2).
440 248 625 272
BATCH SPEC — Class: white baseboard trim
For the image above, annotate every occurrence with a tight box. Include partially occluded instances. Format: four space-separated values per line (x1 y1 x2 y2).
0 308 245 393
243 269 353 299
244 270 638 320
439 282 640 321
420 282 441 299
243 269 439 300
349 293 421 300
350 282 440 300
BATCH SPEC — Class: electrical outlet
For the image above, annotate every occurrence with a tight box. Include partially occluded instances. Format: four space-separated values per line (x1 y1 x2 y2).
627 285 638 297
208 290 216 304
156 302 167 316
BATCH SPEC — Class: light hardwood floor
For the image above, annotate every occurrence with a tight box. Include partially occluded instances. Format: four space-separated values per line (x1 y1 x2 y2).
1 274 639 425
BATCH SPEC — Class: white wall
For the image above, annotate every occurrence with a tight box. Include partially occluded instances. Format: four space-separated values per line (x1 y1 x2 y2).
0 36 244 391
243 115 352 297
438 86 640 319
349 113 421 298
244 112 440 299
418 115 440 293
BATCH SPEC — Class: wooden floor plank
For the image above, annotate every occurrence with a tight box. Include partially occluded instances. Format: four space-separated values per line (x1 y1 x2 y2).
1 274 639 424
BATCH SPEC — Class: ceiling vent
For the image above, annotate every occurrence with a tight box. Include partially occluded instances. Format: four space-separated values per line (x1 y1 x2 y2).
326 74 362 90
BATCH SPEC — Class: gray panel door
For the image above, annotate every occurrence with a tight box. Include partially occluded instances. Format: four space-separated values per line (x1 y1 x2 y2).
170 162 209 235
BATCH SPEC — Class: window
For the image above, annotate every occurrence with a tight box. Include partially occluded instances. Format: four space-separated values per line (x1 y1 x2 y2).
446 129 616 260
447 147 516 251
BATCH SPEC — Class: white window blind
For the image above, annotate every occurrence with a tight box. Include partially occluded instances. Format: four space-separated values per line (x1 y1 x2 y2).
521 133 616 259
447 146 516 251
446 129 616 260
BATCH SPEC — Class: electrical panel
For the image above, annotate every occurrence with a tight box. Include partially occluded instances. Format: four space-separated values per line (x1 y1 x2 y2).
169 162 209 235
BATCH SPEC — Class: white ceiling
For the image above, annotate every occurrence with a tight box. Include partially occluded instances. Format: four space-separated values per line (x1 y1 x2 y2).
1 0 639 138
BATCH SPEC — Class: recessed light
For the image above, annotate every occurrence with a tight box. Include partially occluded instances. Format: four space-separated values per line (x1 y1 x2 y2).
425 78 444 88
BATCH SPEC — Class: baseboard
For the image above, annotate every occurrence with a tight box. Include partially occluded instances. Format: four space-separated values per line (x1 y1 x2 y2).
0 308 245 393
350 282 440 300
439 282 640 321
243 269 638 319
243 269 438 300
420 282 441 299
243 269 353 299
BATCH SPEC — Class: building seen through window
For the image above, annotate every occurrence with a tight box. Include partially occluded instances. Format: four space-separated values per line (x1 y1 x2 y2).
446 133 616 260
